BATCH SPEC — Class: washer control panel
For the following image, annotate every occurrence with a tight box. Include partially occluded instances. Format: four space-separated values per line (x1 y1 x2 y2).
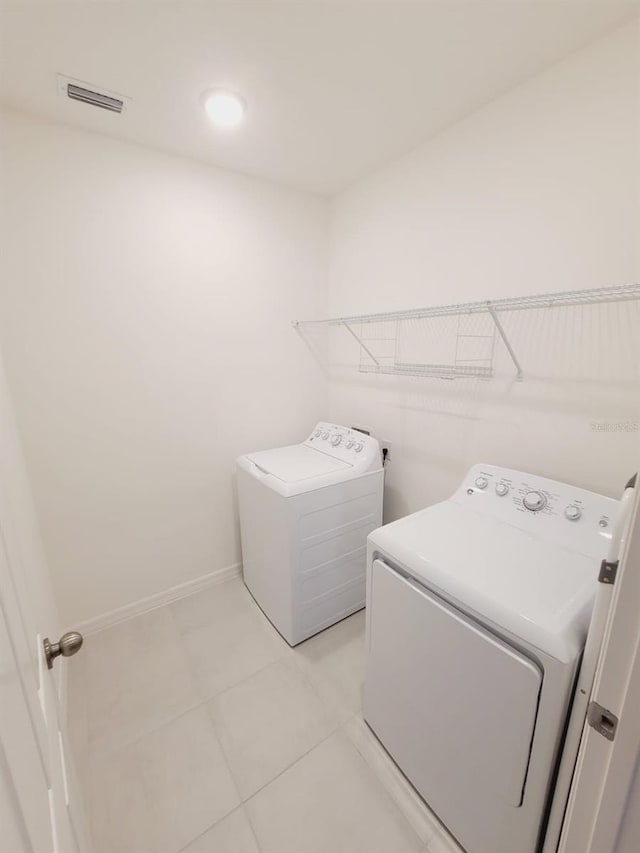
456 463 619 556
305 422 382 470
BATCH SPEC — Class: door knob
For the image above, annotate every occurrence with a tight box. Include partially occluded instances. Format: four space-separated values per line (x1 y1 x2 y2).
43 631 84 670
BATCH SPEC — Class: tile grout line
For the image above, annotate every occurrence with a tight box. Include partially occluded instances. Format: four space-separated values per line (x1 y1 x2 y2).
174 805 242 853
244 724 340 804
168 593 319 853
167 584 295 702
282 612 437 849
192 694 245 833
89 612 249 849
192 612 353 812
244 803 265 853
84 603 204 761
205 667 344 806
86 585 376 853
236 609 363 767
240 719 427 853
175 803 265 853
87 696 205 766
86 584 290 768
177 721 342 853
90 697 245 853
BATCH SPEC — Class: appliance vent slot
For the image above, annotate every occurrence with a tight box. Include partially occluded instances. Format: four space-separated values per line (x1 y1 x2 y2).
66 83 123 113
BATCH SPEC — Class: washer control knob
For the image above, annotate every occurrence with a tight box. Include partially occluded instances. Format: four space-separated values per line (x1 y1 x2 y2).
599 517 609 528
495 483 509 497
475 476 488 490
331 435 342 446
321 431 329 440
314 429 321 437
354 442 364 453
564 505 582 521
523 490 546 512
345 440 354 449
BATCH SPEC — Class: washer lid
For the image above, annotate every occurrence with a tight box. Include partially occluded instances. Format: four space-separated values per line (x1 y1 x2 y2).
246 444 351 483
368 501 601 662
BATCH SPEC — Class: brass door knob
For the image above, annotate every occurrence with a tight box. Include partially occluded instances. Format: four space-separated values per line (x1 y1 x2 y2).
43 631 84 670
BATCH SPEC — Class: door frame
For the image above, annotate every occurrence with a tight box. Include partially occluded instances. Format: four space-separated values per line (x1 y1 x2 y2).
558 475 640 852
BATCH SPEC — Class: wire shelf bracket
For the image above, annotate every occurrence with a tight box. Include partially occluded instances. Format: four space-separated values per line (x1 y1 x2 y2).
487 304 522 381
342 321 380 367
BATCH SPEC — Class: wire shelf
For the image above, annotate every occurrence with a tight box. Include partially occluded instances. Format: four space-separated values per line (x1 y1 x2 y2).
293 284 640 327
293 283 640 382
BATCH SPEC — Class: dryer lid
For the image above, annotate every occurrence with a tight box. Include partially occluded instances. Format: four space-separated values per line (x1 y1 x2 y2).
245 444 351 483
368 501 600 662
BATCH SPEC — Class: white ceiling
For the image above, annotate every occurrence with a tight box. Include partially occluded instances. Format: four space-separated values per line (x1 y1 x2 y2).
0 1 638 195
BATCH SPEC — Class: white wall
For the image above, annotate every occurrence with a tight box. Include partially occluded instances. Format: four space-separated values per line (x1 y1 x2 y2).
0 112 328 626
0 21 638 628
327 21 640 520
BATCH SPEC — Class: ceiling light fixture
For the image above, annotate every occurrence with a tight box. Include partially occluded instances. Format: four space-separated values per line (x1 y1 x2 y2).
202 89 246 128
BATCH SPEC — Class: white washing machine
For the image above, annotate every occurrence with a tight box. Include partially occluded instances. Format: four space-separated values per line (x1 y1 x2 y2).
237 422 383 646
364 464 619 853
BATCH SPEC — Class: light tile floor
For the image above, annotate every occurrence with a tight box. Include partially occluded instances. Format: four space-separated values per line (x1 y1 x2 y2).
71 578 464 853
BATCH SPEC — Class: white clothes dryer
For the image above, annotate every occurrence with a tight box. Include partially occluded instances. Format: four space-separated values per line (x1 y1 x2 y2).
364 464 618 853
237 423 383 645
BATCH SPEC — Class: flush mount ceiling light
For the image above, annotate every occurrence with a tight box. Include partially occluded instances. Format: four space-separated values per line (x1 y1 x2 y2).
202 89 246 128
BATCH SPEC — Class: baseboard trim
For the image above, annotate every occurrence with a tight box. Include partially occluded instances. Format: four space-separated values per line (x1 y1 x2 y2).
74 562 243 636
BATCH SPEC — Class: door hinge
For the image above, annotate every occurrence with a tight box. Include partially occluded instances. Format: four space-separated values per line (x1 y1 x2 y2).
587 701 618 742
598 559 618 585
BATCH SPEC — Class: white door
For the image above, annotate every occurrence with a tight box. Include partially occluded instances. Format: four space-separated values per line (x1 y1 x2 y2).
0 357 88 851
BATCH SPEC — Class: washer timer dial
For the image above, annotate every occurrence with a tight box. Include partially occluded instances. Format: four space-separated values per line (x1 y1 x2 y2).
523 490 547 512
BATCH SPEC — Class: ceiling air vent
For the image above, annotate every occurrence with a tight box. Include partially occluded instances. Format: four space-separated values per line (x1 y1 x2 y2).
57 75 129 114
67 83 123 113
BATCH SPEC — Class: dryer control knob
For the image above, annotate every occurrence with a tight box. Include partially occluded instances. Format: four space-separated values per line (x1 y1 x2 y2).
314 429 321 437
564 505 582 521
321 432 329 440
345 440 354 449
475 476 488 490
523 490 547 512
354 442 364 453
495 483 509 497
331 435 342 446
